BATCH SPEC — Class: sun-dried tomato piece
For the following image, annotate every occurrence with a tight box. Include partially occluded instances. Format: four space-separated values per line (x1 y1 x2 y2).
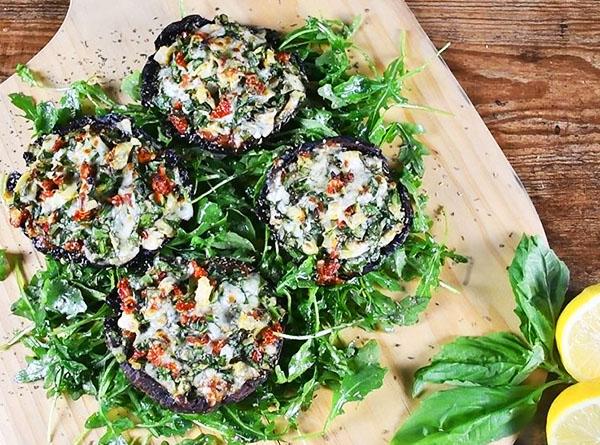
275 51 291 64
174 51 187 68
51 137 66 152
326 177 344 195
73 209 93 222
168 114 189 134
316 257 343 286
131 348 147 362
211 339 228 355
147 343 165 366
117 277 137 314
137 147 156 164
209 97 232 119
245 74 266 94
9 207 29 228
189 260 208 278
63 239 83 252
79 162 93 180
175 299 195 312
186 334 210 346
151 165 175 196
258 322 283 347
40 179 58 198
251 348 263 363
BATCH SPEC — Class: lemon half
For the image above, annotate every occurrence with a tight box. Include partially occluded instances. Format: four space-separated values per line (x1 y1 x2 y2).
556 284 600 382
547 379 600 444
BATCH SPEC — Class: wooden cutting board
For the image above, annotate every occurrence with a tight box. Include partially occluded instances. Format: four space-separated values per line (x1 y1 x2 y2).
0 1 546 444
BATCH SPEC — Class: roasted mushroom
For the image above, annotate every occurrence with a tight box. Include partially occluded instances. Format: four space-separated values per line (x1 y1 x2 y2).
5 114 192 266
105 256 284 413
141 14 306 154
258 137 413 284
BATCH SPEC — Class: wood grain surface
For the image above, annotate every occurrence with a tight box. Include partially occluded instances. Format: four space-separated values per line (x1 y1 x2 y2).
0 1 597 445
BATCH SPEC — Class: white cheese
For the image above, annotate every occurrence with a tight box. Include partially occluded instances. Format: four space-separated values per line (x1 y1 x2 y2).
153 44 176 65
118 313 140 334
194 276 214 313
40 182 77 214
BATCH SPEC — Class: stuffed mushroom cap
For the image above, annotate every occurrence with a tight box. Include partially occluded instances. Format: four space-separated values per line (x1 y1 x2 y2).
4 115 192 266
259 137 413 284
105 256 284 413
141 14 306 154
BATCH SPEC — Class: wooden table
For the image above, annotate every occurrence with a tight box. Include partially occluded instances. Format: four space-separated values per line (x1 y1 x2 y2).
1 1 598 444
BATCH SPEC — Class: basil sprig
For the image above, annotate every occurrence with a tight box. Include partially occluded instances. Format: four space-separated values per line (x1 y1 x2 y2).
392 234 572 445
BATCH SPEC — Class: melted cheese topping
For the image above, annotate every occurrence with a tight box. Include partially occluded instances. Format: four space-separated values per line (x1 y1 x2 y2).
113 257 282 407
265 141 410 278
151 14 306 151
7 118 192 265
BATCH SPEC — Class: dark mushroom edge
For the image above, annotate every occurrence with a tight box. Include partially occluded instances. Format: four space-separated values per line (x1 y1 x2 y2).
258 136 413 284
105 256 284 413
4 114 192 266
141 14 307 155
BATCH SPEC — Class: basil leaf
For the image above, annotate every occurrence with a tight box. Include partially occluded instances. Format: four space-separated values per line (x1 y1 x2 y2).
325 340 386 428
120 71 141 102
0 249 10 281
391 384 545 445
508 234 569 360
15 63 41 87
413 332 544 396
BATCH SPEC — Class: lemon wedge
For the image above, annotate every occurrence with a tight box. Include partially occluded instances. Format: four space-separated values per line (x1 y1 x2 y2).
556 284 600 382
547 379 600 444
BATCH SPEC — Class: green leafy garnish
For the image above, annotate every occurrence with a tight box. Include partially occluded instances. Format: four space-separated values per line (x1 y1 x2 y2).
392 234 573 445
509 234 569 366
120 71 141 101
15 63 41 87
392 383 553 445
0 249 9 281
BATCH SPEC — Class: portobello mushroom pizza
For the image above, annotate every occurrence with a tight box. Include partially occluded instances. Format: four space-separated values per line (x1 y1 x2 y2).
105 256 284 412
259 137 413 285
4 115 192 266
141 14 306 154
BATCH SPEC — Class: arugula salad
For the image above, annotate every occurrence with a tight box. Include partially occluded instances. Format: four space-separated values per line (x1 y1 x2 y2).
0 14 471 445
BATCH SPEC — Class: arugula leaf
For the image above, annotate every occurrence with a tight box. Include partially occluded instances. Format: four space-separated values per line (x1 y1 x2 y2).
413 332 544 396
70 80 116 110
16 356 52 383
15 63 41 87
508 235 569 362
325 340 386 428
120 71 141 101
0 249 10 281
391 384 549 445
42 279 87 319
285 340 315 382
9 90 79 135
9 93 38 121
